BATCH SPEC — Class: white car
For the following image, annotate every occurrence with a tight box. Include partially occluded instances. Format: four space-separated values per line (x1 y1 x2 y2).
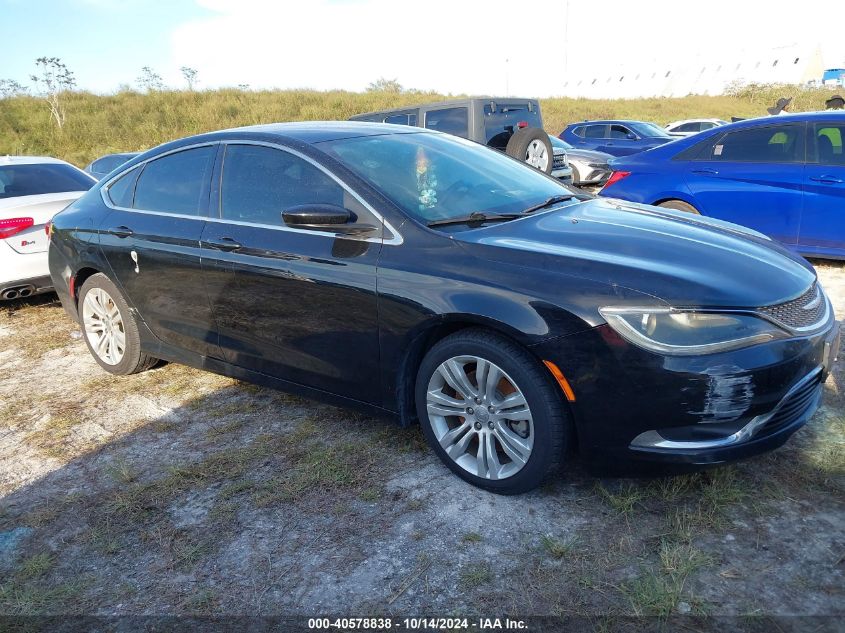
665 118 729 137
1 156 95 300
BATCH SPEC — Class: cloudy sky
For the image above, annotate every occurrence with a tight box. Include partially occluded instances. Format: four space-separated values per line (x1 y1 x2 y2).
2 0 844 96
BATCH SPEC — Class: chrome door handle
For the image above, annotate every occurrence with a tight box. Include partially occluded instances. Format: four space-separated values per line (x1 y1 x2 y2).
204 237 242 252
809 175 844 184
692 169 719 175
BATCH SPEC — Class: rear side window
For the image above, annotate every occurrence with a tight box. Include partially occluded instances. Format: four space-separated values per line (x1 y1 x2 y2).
0 164 94 199
133 146 216 215
220 144 345 225
424 107 469 138
813 124 845 165
584 125 607 139
106 166 141 208
384 112 418 126
707 125 803 163
571 126 585 137
674 122 701 133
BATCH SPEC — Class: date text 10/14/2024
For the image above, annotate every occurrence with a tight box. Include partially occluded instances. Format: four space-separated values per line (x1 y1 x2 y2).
307 618 528 630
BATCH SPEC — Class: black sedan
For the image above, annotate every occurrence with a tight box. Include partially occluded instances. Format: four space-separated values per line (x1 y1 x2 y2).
48 122 840 494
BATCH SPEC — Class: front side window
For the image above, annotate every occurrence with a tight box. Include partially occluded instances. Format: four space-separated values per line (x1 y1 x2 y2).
424 107 469 138
220 144 347 225
630 122 672 138
708 125 803 163
0 163 94 199
321 132 575 227
813 124 845 165
609 125 633 139
133 146 216 215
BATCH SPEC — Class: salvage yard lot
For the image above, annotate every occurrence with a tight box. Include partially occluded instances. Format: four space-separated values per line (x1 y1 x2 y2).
0 262 843 619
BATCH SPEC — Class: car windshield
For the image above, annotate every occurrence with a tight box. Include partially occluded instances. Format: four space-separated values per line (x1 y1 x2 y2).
548 135 573 150
630 122 672 138
0 163 95 199
320 132 575 226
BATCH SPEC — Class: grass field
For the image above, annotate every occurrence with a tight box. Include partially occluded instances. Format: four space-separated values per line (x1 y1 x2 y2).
0 84 838 167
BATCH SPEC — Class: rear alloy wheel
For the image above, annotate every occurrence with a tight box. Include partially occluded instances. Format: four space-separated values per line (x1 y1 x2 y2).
657 199 700 214
506 128 554 174
416 329 569 494
78 273 158 375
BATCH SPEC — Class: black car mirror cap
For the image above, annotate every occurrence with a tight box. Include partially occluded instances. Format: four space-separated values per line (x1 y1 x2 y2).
282 204 377 236
283 203 352 226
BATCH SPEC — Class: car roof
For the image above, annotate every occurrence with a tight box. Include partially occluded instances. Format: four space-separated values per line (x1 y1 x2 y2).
567 120 656 127
157 121 433 151
351 97 540 118
0 155 74 166
667 118 726 125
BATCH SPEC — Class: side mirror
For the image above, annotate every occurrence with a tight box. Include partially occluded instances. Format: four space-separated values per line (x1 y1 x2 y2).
626 132 637 140
282 204 376 235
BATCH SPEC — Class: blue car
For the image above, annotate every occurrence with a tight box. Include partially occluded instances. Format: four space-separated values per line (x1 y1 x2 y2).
559 120 675 157
599 112 845 260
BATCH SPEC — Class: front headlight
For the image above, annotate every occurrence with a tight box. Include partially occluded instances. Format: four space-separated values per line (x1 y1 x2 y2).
599 307 790 355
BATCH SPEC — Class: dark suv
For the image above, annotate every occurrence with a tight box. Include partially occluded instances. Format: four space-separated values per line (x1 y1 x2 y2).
351 98 571 181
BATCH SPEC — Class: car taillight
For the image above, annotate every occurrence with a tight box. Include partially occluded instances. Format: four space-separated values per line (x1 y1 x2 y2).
602 171 631 190
517 121 529 129
0 217 34 239
45 220 53 239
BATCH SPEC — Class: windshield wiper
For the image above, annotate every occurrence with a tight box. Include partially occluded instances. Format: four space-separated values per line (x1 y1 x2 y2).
520 194 580 215
426 211 522 228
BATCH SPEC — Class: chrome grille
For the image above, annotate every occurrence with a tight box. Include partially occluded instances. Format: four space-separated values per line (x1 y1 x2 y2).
758 284 827 330
553 154 567 169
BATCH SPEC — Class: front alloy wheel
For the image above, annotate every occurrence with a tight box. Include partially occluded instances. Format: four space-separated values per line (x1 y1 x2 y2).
416 329 569 494
426 356 534 480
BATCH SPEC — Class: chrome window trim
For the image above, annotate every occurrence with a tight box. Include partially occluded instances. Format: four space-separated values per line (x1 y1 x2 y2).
100 140 403 246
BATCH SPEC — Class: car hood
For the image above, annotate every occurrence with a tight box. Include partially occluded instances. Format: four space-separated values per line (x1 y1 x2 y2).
565 148 613 163
455 197 816 309
0 192 86 223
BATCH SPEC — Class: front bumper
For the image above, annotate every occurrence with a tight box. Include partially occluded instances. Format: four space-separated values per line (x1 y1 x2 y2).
533 318 840 472
552 165 573 182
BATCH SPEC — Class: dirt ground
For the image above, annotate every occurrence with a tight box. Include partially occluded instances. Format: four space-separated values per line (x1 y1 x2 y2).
0 262 842 624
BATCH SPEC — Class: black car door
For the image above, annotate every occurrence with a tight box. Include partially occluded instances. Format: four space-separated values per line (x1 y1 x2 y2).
200 141 393 404
98 144 220 357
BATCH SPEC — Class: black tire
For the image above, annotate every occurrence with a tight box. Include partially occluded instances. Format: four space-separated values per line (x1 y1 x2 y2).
77 273 158 375
657 199 700 214
505 128 554 174
415 328 569 494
